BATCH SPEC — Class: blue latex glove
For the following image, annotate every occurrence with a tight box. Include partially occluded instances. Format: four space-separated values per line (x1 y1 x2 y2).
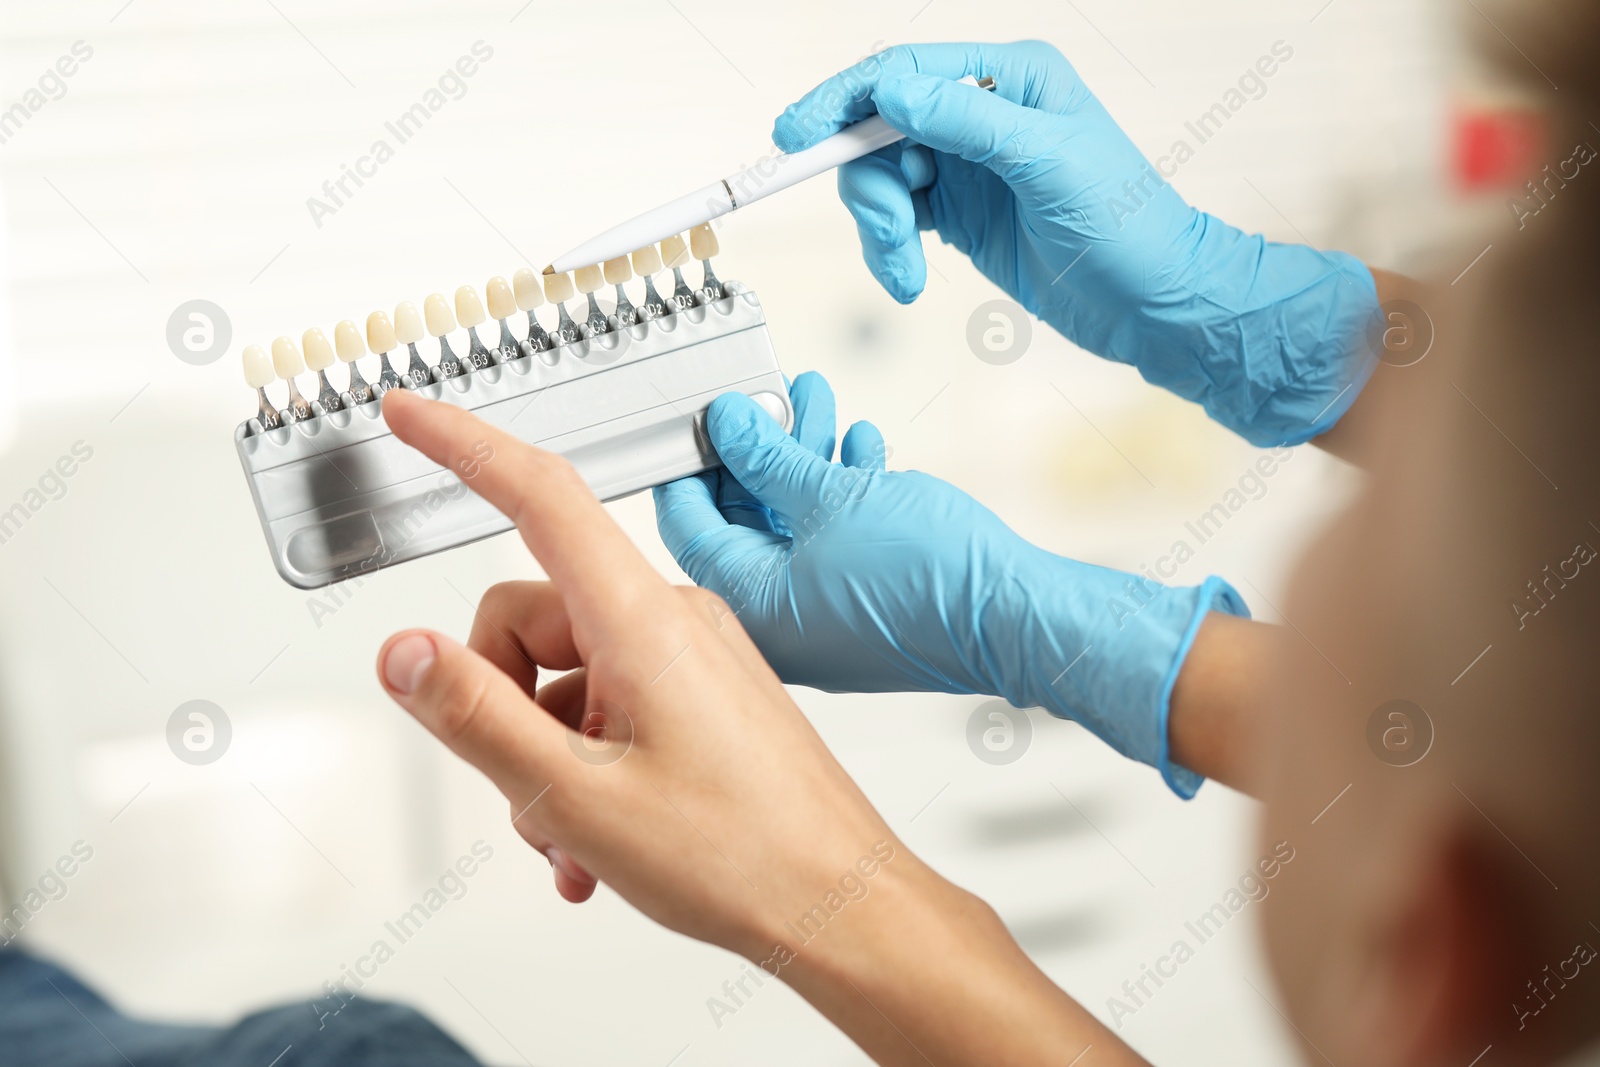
655 373 1249 797
773 42 1380 447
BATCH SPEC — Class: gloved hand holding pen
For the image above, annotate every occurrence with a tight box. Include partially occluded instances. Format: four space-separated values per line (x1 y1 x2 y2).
775 41 1380 447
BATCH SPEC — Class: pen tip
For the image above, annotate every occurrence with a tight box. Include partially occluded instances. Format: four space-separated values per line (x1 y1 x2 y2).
541 264 555 275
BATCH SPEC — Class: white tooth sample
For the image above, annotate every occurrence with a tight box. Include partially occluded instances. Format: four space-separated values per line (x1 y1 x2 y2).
334 320 364 362
573 264 604 294
632 244 663 276
542 270 575 303
659 234 690 269
394 300 425 344
243 344 274 388
513 267 545 311
367 310 397 353
690 223 719 260
423 293 457 337
603 256 632 284
455 285 487 328
302 327 335 371
486 276 516 320
271 336 306 379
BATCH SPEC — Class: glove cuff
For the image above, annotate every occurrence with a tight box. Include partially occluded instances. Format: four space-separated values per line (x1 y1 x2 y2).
993 554 1249 798
1152 575 1250 797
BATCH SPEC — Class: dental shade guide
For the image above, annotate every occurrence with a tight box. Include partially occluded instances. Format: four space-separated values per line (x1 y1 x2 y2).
235 235 792 589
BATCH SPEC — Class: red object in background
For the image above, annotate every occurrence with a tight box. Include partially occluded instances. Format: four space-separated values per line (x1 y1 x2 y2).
1453 105 1545 193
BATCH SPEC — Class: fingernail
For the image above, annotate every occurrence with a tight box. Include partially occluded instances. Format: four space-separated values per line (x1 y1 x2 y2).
545 846 573 877
384 633 436 694
546 846 594 885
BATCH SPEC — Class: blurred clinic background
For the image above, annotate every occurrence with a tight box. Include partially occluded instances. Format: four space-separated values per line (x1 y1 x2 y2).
0 1 1533 1064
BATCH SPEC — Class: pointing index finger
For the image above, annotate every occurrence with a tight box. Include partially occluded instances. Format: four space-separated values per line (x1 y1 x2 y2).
382 388 667 627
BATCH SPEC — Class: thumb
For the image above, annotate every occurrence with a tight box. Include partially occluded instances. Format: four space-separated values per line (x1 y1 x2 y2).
653 472 781 588
873 72 1055 183
379 630 566 801
706 391 843 522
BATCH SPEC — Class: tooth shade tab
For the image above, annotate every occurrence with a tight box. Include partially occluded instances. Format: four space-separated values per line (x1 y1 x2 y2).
337 319 374 406
574 264 604 294
242 344 274 389
455 285 487 328
513 267 545 311
305 331 344 411
659 234 690 269
271 336 306 378
302 327 335 370
423 293 457 337
486 276 516 319
603 256 633 284
334 320 364 362
367 310 398 353
543 270 575 303
631 244 663 276
394 301 425 344
690 223 719 260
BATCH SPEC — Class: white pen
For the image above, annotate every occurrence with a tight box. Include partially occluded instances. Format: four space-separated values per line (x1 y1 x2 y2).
545 75 996 275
